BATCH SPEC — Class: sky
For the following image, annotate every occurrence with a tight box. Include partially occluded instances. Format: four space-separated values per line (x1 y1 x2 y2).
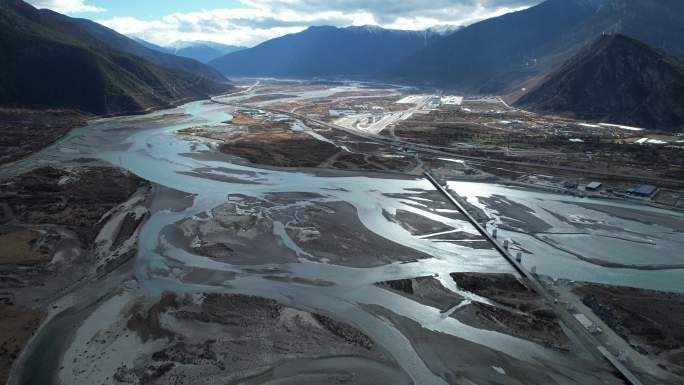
26 0 542 47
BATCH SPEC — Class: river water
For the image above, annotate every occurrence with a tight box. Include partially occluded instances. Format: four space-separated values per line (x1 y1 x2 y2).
449 181 684 293
7 92 684 384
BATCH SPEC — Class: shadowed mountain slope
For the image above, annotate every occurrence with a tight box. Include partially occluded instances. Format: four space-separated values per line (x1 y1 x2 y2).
393 0 684 93
0 0 233 115
35 9 226 81
515 34 684 131
209 25 448 78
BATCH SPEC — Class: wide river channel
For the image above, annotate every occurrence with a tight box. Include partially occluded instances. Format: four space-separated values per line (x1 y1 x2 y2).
6 93 684 385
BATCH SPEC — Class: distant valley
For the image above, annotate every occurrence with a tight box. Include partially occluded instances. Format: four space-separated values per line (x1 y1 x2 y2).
1 0 684 165
3 0 684 131
132 38 246 64
206 0 684 97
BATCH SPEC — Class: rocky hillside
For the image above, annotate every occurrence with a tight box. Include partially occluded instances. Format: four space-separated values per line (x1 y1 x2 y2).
515 34 684 131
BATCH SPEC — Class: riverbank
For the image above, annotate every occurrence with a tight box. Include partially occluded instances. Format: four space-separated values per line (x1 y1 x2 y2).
0 109 88 166
0 165 151 384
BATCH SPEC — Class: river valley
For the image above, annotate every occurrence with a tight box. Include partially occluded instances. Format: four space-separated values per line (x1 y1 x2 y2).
3 81 684 385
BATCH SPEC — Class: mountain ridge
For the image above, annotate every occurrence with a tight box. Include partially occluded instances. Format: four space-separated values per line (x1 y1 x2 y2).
392 0 604 91
13 1 226 82
208 25 451 78
393 0 684 92
167 41 246 63
514 34 684 131
128 37 247 64
0 0 233 115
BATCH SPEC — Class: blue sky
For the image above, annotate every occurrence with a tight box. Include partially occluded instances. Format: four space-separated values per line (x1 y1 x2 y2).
27 0 541 47
67 0 244 20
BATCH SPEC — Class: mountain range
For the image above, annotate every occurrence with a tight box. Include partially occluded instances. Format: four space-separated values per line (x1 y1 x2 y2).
131 38 246 64
207 0 684 95
515 34 684 130
0 0 232 115
167 41 246 63
3 0 684 131
395 0 684 92
209 25 451 78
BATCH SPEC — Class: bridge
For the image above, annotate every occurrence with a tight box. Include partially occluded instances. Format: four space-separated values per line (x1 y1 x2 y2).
424 171 646 385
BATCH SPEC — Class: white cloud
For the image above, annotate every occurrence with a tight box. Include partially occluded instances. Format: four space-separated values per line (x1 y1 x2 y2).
27 0 106 13
96 0 541 47
101 15 306 48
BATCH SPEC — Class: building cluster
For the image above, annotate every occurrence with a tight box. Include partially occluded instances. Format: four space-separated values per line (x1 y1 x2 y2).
520 174 662 201
584 181 658 198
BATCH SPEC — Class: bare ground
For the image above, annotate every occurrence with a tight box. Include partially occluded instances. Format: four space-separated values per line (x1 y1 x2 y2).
377 273 572 351
572 283 684 375
59 291 409 385
451 272 571 351
0 304 43 385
